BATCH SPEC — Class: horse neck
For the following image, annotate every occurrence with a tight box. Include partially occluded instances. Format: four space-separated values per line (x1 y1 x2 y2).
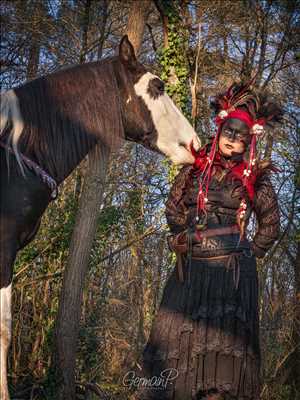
25 128 98 185
17 58 124 184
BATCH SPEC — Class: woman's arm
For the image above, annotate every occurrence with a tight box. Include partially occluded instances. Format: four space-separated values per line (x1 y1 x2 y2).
251 173 280 258
165 165 193 234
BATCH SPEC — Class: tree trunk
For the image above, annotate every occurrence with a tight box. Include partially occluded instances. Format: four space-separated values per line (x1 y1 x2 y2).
154 0 169 47
54 1 151 398
55 144 111 399
26 0 46 80
126 0 151 56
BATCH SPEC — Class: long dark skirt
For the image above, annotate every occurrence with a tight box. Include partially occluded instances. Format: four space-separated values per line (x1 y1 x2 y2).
134 252 261 400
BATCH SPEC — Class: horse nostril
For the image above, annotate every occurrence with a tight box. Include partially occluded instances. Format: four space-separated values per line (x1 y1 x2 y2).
178 141 192 152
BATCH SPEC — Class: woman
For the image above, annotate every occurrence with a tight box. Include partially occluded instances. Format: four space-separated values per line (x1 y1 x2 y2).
134 82 282 400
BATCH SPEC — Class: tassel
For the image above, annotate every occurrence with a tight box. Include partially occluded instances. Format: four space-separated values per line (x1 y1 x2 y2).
176 252 184 283
186 229 193 287
196 129 220 219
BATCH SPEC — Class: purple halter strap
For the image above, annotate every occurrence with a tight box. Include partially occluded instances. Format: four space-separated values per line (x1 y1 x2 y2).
0 141 58 199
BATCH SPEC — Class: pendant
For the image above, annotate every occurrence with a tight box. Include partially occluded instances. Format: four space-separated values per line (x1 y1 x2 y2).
195 214 207 231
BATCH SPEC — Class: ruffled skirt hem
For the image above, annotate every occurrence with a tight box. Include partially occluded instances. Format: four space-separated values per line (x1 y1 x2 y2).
134 254 261 400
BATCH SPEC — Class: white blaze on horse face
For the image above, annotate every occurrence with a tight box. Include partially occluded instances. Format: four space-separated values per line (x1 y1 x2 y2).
133 72 201 165
0 283 12 400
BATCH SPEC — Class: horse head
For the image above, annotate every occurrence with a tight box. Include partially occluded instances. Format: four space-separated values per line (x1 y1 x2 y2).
0 34 202 400
115 36 201 165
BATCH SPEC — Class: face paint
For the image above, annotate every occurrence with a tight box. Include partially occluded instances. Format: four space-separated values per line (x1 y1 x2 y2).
220 118 251 145
218 118 250 157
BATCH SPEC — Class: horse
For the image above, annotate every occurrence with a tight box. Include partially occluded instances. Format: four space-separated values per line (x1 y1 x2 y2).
0 35 201 399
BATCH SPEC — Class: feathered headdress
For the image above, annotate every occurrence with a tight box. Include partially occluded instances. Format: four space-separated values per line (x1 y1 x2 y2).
192 79 283 237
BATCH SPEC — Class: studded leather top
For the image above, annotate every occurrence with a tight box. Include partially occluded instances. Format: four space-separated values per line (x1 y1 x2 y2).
165 161 280 258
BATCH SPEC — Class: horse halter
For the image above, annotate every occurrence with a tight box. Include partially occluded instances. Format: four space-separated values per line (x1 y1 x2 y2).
0 141 58 199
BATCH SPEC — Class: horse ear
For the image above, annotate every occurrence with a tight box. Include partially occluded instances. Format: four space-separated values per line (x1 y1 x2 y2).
119 35 137 68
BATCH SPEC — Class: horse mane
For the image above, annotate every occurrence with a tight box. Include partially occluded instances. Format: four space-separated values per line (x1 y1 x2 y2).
1 57 125 182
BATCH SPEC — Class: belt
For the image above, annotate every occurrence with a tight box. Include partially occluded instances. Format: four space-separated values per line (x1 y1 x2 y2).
167 225 240 255
194 224 240 240
167 225 242 286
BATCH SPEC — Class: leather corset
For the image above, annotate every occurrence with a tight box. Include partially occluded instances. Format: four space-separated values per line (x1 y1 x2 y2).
182 173 249 230
165 164 280 258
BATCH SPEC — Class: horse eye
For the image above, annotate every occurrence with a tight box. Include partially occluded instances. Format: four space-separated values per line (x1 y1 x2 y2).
157 80 165 93
148 78 165 99
153 78 164 93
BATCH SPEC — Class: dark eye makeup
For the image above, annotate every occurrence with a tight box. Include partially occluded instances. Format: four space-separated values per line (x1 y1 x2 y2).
221 119 250 143
222 129 248 141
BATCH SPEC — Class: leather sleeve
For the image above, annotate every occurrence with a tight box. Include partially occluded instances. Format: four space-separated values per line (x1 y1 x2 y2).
252 173 280 258
165 165 193 234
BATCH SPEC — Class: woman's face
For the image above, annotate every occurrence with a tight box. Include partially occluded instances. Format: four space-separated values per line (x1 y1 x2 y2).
218 118 250 157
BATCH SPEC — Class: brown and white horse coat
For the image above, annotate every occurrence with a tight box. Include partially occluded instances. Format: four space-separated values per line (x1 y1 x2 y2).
0 36 200 399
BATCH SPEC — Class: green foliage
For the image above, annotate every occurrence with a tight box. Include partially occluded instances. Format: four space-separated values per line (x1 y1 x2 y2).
158 4 188 195
157 7 189 115
15 189 79 275
43 366 59 400
3 1 299 398
126 188 145 234
97 206 123 235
